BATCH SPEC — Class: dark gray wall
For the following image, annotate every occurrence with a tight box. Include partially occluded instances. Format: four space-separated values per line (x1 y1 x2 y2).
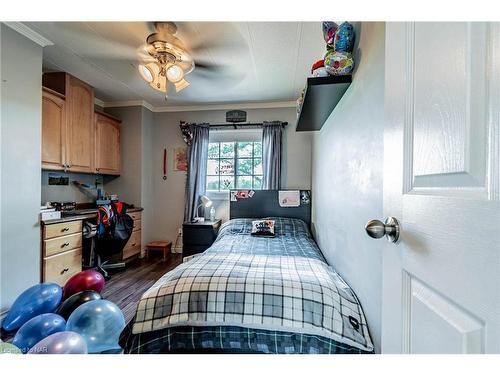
1 25 43 311
311 22 385 351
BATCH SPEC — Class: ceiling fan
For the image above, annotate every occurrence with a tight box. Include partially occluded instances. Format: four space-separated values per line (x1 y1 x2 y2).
137 21 236 97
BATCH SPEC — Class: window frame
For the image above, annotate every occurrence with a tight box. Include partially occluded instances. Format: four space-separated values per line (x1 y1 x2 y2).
206 140 263 192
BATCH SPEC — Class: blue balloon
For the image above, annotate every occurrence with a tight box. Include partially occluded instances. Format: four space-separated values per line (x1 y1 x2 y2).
2 283 62 332
333 22 355 53
12 313 66 353
66 300 125 353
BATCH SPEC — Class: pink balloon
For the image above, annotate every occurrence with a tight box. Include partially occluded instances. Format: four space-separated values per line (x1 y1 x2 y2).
63 270 105 300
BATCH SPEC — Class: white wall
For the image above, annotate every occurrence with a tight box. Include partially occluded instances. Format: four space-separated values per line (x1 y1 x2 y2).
1 25 43 311
151 106 311 246
103 106 155 252
41 171 103 204
104 106 143 205
311 22 385 352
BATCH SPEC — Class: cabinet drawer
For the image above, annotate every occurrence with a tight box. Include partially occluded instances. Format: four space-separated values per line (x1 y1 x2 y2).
43 221 82 239
123 230 141 259
44 233 82 257
128 211 141 221
133 219 141 232
182 227 217 246
43 248 82 286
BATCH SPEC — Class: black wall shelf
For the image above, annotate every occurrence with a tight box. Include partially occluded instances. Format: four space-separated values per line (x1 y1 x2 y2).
296 75 352 132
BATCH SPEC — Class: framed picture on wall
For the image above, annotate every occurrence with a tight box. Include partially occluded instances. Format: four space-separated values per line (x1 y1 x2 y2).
174 147 188 172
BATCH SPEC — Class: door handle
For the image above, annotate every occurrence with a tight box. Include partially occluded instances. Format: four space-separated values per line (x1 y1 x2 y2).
365 217 400 243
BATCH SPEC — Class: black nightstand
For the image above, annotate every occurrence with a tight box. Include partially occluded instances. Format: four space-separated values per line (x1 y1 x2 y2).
182 219 222 258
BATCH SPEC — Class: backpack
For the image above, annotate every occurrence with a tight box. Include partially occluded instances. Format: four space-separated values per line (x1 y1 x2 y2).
110 202 134 242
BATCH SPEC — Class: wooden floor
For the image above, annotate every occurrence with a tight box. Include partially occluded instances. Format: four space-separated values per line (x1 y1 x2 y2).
103 253 182 324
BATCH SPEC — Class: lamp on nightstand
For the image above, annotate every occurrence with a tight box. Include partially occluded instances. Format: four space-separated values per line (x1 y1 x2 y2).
193 195 212 222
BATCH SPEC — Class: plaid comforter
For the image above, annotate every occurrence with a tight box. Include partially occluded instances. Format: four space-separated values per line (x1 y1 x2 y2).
121 218 374 353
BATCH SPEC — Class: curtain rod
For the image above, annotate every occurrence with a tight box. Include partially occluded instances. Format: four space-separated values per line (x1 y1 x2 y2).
207 122 288 129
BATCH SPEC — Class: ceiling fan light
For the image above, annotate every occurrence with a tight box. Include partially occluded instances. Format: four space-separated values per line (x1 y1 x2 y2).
166 64 184 83
174 78 190 92
149 74 168 93
138 64 154 83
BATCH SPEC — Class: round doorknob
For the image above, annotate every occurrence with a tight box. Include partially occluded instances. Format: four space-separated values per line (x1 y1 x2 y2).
365 217 400 243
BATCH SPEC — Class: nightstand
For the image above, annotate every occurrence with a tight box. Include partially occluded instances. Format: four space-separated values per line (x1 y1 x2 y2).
182 219 222 258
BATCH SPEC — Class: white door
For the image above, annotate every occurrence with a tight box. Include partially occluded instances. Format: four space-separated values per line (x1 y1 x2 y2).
381 22 500 353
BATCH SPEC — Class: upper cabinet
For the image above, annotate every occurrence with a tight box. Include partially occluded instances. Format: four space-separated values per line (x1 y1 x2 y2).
42 72 120 175
65 75 95 173
42 88 66 170
95 112 121 175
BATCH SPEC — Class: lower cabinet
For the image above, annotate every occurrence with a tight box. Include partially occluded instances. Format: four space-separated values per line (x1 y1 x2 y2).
43 248 82 286
123 211 142 260
42 220 83 285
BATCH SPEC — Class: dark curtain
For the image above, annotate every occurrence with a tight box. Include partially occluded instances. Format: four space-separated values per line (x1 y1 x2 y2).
262 121 283 190
184 124 210 222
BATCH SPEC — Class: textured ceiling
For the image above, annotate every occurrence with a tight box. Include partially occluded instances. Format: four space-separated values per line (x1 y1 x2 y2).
25 22 326 107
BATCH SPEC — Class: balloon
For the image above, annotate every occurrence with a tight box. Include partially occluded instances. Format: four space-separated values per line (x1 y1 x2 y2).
2 283 62 332
12 313 66 353
324 50 355 76
63 270 105 299
0 340 22 354
28 331 87 354
66 300 125 353
333 22 355 53
57 290 102 320
322 21 338 45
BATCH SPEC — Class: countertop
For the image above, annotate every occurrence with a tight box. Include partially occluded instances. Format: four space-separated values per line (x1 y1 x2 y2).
41 207 143 225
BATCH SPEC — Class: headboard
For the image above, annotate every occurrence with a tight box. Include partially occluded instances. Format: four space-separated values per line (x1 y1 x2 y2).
229 190 312 227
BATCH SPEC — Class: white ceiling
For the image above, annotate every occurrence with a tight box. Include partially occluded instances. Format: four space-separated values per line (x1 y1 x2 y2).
25 22 326 108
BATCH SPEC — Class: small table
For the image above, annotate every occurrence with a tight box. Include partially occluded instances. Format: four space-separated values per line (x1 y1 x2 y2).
182 219 222 259
145 241 172 262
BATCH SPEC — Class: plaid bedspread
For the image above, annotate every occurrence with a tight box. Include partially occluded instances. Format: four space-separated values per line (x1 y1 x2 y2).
122 218 374 353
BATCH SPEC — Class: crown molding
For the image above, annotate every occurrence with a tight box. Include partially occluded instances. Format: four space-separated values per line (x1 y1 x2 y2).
3 22 53 47
94 98 105 108
101 99 296 113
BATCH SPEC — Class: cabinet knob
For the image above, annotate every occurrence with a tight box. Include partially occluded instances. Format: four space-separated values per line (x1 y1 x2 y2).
61 242 70 248
60 268 69 275
61 227 70 232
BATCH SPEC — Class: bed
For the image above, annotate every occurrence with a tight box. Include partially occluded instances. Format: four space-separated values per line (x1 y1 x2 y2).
119 190 374 354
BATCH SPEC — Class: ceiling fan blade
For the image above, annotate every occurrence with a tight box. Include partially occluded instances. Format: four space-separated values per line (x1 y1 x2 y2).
194 60 221 71
189 39 247 55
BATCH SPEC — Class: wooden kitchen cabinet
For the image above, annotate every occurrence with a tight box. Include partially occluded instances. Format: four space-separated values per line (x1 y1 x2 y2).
42 72 95 173
65 75 95 173
41 220 83 285
42 88 66 170
95 112 121 175
123 211 142 260
42 72 120 175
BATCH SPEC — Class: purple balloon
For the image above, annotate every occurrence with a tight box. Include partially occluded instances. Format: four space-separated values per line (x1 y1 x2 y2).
28 332 87 354
2 283 62 332
12 313 66 353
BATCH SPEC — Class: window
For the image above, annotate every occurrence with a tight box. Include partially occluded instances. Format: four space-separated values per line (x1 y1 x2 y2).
207 141 263 191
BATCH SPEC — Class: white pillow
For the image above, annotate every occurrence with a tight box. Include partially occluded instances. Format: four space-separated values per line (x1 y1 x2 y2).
251 220 275 237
